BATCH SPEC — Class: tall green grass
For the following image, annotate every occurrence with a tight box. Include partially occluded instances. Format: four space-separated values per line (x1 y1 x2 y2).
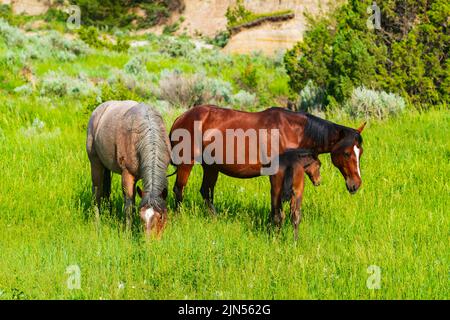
0 94 448 299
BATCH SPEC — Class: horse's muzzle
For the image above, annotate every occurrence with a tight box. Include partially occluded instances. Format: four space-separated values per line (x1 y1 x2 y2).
346 181 360 194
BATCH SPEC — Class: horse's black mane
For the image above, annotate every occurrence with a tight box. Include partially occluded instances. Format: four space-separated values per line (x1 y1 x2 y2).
303 112 362 148
270 107 363 148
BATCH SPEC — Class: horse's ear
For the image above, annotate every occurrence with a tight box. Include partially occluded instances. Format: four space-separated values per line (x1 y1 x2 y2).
356 122 366 133
137 186 143 198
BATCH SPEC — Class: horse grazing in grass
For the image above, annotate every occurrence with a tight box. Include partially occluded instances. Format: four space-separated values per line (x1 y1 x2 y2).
86 100 171 236
269 149 321 240
169 105 365 228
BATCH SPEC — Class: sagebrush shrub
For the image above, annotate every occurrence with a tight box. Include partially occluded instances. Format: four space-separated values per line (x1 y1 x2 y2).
345 87 406 120
124 56 146 76
108 56 157 98
232 90 256 109
40 71 99 97
158 70 204 108
0 19 89 62
158 36 196 58
13 84 33 95
0 18 25 46
193 48 233 68
298 80 326 113
158 70 235 108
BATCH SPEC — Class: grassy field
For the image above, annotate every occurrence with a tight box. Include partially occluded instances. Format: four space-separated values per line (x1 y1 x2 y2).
0 93 448 299
0 18 448 300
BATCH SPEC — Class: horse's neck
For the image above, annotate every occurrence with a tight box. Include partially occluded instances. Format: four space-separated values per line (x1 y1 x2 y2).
305 140 336 154
299 125 340 154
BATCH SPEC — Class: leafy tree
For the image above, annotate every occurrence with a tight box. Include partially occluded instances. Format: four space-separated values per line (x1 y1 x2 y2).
70 0 184 29
284 0 449 108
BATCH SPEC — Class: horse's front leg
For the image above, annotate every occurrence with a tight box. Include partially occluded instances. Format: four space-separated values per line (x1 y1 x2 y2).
290 171 305 241
200 166 219 215
173 163 193 211
269 175 285 229
290 195 302 241
121 170 136 231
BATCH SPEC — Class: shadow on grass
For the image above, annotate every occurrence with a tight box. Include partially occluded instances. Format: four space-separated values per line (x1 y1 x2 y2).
74 171 326 242
73 176 147 239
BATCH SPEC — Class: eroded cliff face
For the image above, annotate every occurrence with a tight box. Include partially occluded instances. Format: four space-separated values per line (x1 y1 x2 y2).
178 0 332 55
2 0 335 55
2 0 52 15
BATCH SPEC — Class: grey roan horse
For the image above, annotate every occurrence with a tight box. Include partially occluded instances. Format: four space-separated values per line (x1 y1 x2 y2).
86 100 171 236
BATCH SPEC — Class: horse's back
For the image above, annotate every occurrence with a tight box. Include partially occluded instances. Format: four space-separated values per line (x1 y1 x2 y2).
87 100 141 173
170 105 295 134
87 100 139 144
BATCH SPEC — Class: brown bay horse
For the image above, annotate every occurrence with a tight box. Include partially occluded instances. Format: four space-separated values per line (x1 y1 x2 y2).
169 105 365 229
86 100 171 236
270 149 321 240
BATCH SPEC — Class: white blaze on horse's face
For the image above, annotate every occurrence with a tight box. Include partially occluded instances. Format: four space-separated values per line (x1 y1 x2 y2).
353 145 361 178
144 208 155 225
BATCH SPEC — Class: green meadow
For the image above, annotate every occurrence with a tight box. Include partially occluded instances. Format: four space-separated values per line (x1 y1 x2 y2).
0 17 448 300
0 95 448 299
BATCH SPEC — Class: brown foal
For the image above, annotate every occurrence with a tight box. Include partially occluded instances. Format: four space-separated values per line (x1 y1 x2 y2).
269 149 321 240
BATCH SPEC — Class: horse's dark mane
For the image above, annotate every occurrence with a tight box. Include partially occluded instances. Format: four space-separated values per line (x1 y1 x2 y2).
303 113 362 149
303 113 337 148
279 148 316 165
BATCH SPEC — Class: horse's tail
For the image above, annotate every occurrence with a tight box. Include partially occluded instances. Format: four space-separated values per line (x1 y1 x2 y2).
281 165 294 202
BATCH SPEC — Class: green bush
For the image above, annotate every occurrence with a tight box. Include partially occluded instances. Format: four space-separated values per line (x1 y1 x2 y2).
43 8 69 23
225 0 293 30
84 80 140 115
225 0 252 27
239 62 259 90
70 0 184 29
77 26 129 52
162 17 184 35
77 26 105 48
206 31 230 48
0 4 13 24
284 0 449 109
136 2 169 29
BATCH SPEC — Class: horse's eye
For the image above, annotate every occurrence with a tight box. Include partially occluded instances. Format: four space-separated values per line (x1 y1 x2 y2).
344 152 350 158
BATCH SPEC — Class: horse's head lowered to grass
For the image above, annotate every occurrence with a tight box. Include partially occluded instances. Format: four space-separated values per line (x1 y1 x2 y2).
302 113 366 194
137 186 168 237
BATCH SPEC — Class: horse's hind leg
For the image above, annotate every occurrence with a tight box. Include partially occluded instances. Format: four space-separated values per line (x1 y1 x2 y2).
90 160 104 203
173 163 193 210
90 158 106 222
121 170 136 231
200 165 219 215
103 168 112 212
